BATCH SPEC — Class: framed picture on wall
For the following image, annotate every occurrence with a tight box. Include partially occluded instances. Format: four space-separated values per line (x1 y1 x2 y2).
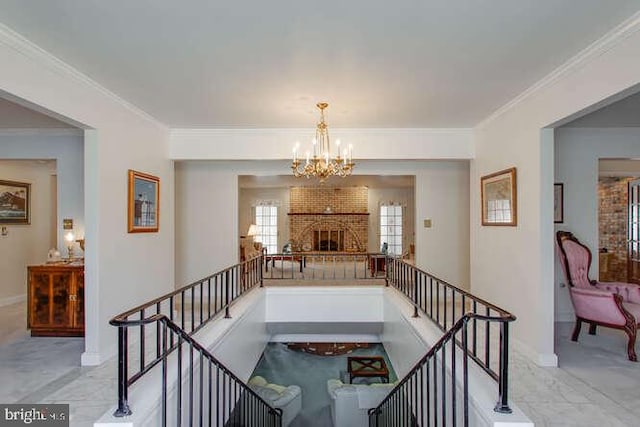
554 183 564 223
127 170 160 233
481 167 517 226
0 179 30 224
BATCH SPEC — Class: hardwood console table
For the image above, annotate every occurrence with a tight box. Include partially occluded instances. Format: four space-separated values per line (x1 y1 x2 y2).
27 261 85 337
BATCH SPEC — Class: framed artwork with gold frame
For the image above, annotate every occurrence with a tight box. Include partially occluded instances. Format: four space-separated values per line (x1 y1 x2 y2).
481 167 517 226
128 170 159 233
0 179 30 224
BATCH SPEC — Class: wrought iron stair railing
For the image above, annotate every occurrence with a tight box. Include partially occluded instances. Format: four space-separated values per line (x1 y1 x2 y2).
369 313 502 427
384 257 516 417
111 313 282 426
109 255 265 421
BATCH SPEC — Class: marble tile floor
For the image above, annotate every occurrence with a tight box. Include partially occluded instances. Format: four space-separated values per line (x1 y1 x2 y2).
2 298 640 426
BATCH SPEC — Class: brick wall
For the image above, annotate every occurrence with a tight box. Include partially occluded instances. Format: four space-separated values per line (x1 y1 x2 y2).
598 177 632 282
289 187 368 213
289 187 369 251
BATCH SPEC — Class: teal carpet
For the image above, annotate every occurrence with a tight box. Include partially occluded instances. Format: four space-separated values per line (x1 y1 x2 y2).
251 343 397 427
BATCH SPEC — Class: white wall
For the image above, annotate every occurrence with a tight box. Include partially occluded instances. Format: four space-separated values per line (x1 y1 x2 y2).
381 288 428 377
0 130 84 253
471 16 640 366
415 162 470 288
265 287 383 323
554 127 640 320
0 25 174 364
0 160 54 302
175 160 470 290
170 128 474 160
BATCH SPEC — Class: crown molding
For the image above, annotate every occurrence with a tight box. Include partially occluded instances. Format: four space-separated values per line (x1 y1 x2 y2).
0 128 84 136
477 10 640 129
0 23 167 130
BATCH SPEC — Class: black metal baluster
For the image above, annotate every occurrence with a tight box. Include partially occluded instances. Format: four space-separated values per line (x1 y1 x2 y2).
177 335 182 427
433 353 438 424
472 301 477 357
436 281 440 325
181 291 186 331
485 306 491 371
200 282 204 327
451 334 457 427
140 309 145 373
169 300 175 349
114 324 131 417
156 303 161 359
462 321 470 427
413 269 419 318
207 278 211 321
199 352 203 427
191 288 195 333
444 286 448 330
441 343 446 426
495 321 512 414
161 323 167 427
188 343 193 427
208 362 212 427
216 367 221 426
224 270 231 318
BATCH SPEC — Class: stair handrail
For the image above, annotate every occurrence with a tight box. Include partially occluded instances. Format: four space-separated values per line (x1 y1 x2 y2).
112 313 282 425
368 312 507 426
109 254 264 417
385 256 516 413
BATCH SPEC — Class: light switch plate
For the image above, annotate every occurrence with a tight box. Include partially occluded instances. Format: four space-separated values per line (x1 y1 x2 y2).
423 219 432 228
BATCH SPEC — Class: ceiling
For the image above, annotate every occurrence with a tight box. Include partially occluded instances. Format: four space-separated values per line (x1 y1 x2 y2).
1 1 640 128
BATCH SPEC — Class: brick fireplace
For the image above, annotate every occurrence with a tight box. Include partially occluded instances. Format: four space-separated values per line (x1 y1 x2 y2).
289 187 369 252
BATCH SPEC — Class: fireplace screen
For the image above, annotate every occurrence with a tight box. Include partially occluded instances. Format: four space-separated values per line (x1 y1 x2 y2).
313 230 345 251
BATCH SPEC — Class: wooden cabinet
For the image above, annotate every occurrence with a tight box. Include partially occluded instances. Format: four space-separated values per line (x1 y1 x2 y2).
27 263 84 337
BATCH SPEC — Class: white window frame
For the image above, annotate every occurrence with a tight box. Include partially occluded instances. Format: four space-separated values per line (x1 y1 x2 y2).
255 205 278 254
380 203 403 256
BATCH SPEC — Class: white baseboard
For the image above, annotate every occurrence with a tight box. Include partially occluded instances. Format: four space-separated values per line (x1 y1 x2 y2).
514 338 558 367
0 294 26 307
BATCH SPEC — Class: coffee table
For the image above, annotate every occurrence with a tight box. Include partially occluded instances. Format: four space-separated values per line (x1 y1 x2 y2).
347 356 389 384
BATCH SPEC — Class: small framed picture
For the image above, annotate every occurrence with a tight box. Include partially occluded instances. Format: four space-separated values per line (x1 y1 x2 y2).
481 167 517 226
554 183 564 224
0 179 30 224
128 170 160 233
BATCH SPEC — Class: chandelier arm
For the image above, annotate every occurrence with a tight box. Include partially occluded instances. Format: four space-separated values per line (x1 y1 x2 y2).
291 102 354 182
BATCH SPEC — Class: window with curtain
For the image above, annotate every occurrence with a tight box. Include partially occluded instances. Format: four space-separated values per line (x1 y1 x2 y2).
380 204 403 255
255 205 278 254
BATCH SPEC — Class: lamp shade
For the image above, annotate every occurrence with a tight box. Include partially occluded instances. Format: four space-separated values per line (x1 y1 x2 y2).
247 224 258 237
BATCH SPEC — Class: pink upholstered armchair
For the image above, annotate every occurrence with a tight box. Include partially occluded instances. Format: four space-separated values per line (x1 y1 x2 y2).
556 231 640 361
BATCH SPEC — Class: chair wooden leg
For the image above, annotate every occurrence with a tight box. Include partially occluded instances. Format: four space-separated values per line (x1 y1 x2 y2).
588 323 597 335
571 318 582 342
625 325 638 362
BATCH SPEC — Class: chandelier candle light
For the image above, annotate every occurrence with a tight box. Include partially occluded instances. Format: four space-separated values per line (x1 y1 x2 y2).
291 102 355 182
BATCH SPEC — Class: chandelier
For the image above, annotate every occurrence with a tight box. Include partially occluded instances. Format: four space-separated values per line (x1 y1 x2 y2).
291 102 355 182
